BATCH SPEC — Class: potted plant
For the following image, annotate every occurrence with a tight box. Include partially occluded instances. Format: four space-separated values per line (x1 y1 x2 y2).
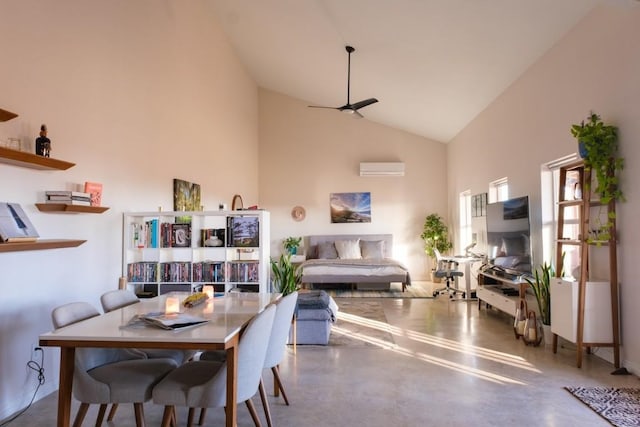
570 112 624 204
271 253 301 295
283 236 302 255
420 213 453 280
525 262 554 326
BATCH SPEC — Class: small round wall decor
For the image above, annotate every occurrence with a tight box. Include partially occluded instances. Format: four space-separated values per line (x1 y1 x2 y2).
291 205 306 221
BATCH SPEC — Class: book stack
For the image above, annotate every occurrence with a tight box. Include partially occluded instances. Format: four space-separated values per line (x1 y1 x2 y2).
45 191 91 206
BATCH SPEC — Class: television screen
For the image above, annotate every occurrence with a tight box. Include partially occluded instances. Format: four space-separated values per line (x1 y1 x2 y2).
485 196 532 276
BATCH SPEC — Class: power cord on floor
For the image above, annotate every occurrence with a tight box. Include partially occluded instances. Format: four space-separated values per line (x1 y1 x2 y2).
0 347 45 426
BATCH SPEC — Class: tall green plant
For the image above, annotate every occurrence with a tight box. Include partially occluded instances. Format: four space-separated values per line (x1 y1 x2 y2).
420 214 452 259
270 253 301 295
525 259 562 326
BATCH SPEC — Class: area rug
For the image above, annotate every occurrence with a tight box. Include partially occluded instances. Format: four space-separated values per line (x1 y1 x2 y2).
328 300 395 348
565 387 640 427
320 281 436 298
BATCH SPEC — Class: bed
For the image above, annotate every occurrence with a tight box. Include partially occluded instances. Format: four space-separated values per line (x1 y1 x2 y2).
300 234 411 292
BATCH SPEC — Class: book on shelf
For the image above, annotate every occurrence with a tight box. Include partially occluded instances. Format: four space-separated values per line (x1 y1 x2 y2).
0 202 39 243
84 181 103 207
226 216 259 247
45 198 91 206
45 191 90 198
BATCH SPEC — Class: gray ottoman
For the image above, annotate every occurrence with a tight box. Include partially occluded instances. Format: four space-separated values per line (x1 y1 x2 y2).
291 290 338 345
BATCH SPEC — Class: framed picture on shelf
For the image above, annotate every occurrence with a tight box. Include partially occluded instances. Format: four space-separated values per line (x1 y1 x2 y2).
0 202 39 242
171 224 192 248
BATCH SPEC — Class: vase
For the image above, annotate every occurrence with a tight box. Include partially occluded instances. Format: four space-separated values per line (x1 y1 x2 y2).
578 141 588 158
542 324 553 346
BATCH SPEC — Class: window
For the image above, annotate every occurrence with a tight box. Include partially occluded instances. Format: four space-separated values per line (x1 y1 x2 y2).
459 190 472 252
541 154 580 277
489 177 508 203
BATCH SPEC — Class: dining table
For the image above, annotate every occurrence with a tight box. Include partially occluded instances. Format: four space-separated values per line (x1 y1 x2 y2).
39 291 280 427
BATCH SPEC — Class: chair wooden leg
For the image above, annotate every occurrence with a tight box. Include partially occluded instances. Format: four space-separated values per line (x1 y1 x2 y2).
95 404 107 426
72 403 90 427
187 408 195 427
272 366 290 405
107 403 118 421
245 398 262 427
258 378 273 427
198 408 207 425
160 406 174 427
133 402 146 427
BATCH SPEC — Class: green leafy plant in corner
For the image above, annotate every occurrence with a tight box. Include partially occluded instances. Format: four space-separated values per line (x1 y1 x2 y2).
570 112 624 244
525 257 563 326
420 213 453 262
283 236 302 255
271 253 301 296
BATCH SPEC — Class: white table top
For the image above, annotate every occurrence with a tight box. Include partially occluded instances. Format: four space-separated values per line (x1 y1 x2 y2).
40 292 280 348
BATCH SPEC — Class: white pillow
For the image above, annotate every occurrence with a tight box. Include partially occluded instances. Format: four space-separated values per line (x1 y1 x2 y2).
334 239 362 259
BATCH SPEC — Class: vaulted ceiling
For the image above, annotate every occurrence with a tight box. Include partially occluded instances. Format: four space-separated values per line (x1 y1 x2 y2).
208 0 626 143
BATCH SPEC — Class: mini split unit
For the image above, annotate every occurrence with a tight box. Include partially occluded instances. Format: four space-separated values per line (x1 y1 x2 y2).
359 162 405 177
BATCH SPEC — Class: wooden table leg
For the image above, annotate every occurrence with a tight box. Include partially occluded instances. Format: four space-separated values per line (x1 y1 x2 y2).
57 347 75 427
225 334 240 427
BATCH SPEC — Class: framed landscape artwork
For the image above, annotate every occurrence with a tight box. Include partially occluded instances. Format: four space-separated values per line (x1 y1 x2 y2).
173 178 201 224
330 192 371 223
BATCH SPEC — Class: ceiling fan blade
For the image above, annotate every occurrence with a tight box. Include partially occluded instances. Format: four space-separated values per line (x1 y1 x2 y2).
353 110 364 119
350 98 378 110
308 105 339 110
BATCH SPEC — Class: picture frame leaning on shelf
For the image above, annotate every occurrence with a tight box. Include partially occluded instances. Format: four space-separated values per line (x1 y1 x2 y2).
0 202 40 242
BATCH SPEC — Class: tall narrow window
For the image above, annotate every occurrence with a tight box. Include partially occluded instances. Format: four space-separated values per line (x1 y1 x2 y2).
459 190 472 252
541 154 580 276
489 177 509 203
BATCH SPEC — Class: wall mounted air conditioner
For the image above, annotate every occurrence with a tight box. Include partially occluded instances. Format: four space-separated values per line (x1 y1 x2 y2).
359 162 405 177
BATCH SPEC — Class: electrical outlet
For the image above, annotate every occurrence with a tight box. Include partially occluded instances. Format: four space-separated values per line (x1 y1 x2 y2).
31 343 43 360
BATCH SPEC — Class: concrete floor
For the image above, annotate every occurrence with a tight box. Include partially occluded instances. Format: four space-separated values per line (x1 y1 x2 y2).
10 293 639 426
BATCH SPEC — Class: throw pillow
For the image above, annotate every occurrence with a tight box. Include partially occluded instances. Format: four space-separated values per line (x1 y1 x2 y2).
360 240 384 260
334 239 362 259
317 242 338 259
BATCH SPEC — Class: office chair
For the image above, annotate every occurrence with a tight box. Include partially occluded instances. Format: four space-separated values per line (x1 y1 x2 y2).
432 249 465 298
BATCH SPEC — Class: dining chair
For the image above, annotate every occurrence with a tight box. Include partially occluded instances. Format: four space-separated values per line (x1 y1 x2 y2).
257 291 298 427
52 301 177 427
152 304 277 427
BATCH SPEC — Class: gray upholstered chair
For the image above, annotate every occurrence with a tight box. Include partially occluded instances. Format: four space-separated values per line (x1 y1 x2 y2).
153 304 277 427
257 291 298 427
51 301 176 427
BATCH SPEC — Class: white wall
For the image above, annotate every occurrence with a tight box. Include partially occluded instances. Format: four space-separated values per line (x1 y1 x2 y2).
447 4 640 372
0 0 258 419
258 89 448 278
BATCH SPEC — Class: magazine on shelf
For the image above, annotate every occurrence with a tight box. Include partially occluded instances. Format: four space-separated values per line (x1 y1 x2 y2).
0 202 39 243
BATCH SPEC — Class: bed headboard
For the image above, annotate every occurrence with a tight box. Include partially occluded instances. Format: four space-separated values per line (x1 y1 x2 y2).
305 234 393 259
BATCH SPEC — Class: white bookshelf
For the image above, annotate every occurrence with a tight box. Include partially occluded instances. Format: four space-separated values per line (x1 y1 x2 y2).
122 210 270 295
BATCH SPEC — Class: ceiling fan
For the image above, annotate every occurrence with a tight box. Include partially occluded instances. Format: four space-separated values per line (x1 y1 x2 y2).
308 45 378 119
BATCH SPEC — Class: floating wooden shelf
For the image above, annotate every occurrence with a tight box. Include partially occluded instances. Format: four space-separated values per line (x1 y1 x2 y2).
0 147 75 170
0 239 86 253
35 203 109 214
0 108 18 122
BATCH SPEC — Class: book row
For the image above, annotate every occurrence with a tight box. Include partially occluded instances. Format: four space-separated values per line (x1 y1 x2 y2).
130 215 260 249
127 261 259 283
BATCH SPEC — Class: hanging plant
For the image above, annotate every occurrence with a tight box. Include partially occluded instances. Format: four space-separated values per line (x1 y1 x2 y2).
570 112 624 204
570 112 624 244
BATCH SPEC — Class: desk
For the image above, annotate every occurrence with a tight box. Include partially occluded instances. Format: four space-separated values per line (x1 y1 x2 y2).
439 255 483 301
39 292 279 427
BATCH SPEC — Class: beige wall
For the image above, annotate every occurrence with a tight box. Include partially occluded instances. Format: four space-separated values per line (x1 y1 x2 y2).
258 89 447 278
0 0 258 417
448 4 640 372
